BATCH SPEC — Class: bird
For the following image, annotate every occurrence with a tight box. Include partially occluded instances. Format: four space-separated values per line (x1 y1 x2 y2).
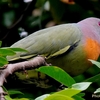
7 17 100 87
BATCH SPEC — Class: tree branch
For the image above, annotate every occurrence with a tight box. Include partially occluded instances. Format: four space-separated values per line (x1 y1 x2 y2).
0 56 48 100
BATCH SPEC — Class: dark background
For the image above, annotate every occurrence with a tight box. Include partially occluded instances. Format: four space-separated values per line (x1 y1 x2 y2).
1 0 100 47
1 0 100 100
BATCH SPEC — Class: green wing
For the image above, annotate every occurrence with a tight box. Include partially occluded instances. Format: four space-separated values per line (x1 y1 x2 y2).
7 23 82 61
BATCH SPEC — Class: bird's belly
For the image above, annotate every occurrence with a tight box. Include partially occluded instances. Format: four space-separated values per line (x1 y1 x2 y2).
47 45 90 76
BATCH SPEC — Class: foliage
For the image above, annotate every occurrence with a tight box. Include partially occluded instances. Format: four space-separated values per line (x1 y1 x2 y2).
34 62 100 100
0 43 99 100
1 0 100 46
3 61 100 100
37 66 76 87
35 66 91 100
0 41 27 67
0 0 100 100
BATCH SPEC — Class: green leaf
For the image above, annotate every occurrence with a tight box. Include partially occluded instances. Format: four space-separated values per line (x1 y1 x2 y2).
89 59 100 68
4 95 13 100
52 88 81 97
35 94 50 100
9 48 28 52
37 66 76 87
0 41 2 47
72 82 92 91
45 94 74 100
77 93 85 97
44 88 81 100
94 88 100 93
73 94 85 100
84 73 100 82
8 90 24 95
13 98 29 100
0 56 8 66
0 48 16 56
49 0 67 23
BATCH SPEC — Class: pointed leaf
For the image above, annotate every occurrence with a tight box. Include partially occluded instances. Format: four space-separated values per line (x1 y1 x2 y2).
0 56 8 67
89 59 100 68
72 82 92 91
14 98 30 100
37 66 75 87
4 95 13 100
8 90 24 95
0 41 2 47
44 94 74 100
0 48 16 56
94 88 100 93
52 88 81 97
73 95 85 100
44 88 81 100
84 73 100 82
35 94 50 100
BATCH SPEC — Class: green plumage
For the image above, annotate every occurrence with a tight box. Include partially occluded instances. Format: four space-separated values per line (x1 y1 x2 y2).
7 24 81 61
7 23 87 76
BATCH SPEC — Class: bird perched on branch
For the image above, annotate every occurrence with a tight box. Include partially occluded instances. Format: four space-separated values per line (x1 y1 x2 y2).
7 17 100 87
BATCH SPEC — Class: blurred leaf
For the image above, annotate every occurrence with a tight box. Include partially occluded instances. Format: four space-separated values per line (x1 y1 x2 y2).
0 48 16 56
44 88 81 100
78 93 85 97
26 12 51 30
4 95 13 100
35 94 50 100
0 56 8 67
0 41 2 47
72 82 92 91
51 88 81 97
13 98 30 100
36 0 46 7
8 90 24 95
73 94 85 100
45 94 74 100
3 10 15 27
49 0 67 23
94 88 100 93
37 66 76 87
2 86 8 93
89 59 100 68
84 73 100 82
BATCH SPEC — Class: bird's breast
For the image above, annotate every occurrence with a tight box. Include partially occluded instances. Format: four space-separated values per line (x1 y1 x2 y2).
83 37 100 61
47 38 100 76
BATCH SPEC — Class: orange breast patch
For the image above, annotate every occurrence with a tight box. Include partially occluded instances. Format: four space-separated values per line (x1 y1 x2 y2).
84 38 100 61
